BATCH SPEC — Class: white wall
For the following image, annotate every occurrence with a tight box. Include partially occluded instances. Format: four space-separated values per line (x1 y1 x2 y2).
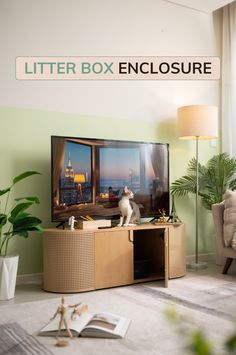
0 0 221 122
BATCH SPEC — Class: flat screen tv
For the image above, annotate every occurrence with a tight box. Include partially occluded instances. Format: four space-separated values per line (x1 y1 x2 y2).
51 136 169 222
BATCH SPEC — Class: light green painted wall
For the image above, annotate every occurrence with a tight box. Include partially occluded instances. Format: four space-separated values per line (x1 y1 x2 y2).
0 106 219 275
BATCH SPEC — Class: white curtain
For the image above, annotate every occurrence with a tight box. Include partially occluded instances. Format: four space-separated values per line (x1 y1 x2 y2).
222 1 236 156
52 138 65 201
150 145 168 191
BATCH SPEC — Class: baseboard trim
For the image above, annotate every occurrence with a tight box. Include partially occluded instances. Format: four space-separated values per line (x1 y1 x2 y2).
186 253 216 263
16 273 43 285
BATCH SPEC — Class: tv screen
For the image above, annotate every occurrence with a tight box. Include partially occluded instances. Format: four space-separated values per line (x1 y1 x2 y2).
51 136 169 222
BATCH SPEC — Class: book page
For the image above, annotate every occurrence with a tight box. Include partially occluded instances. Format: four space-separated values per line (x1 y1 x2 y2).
87 320 116 331
39 310 92 335
86 313 119 331
82 312 131 337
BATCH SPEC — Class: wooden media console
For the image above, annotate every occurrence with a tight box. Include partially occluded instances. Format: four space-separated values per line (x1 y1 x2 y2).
43 223 185 292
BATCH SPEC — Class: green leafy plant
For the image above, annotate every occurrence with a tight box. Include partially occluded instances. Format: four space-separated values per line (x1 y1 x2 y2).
170 153 236 210
0 171 43 256
166 305 236 355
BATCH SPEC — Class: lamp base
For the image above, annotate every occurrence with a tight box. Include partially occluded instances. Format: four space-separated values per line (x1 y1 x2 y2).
187 261 207 270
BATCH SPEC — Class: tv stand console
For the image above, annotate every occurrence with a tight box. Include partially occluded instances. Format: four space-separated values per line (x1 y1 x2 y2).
43 223 185 292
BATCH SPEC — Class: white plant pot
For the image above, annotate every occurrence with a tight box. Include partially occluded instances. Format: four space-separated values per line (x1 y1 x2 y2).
0 255 19 300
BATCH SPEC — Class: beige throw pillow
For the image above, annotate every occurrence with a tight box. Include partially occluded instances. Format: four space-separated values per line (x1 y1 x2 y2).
223 190 236 249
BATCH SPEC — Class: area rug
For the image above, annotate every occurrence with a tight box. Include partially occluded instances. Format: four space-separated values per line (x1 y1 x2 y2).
137 280 236 323
0 281 235 355
0 322 53 355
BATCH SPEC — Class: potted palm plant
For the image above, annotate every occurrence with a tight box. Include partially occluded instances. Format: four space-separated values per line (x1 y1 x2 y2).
170 153 236 210
0 171 43 300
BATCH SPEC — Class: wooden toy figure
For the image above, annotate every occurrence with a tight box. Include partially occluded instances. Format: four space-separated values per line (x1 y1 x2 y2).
51 297 73 346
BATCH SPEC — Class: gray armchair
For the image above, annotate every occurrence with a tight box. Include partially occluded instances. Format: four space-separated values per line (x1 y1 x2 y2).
212 202 236 274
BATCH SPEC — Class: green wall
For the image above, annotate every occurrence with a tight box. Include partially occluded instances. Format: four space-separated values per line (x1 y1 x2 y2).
0 106 218 274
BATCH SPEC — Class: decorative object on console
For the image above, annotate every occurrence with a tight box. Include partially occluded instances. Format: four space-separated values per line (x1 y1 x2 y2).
154 208 167 223
78 219 111 230
167 195 182 223
167 196 181 223
0 171 42 300
177 105 218 270
68 216 77 230
118 186 140 227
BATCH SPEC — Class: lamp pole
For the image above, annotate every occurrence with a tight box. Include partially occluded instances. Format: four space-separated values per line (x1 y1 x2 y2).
195 136 199 265
189 135 207 269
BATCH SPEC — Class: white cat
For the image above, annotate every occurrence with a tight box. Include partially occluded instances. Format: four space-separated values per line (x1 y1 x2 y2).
118 186 140 227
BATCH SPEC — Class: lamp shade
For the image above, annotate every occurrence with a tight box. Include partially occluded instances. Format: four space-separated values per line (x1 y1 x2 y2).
74 174 85 183
178 105 218 140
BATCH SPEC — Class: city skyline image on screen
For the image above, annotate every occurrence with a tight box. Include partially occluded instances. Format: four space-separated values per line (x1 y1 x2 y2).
51 136 169 222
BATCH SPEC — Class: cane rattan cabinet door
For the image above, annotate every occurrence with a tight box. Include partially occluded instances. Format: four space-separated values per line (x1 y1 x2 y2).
43 229 95 292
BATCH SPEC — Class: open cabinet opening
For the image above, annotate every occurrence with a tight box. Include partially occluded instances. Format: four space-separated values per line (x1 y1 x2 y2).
133 228 166 281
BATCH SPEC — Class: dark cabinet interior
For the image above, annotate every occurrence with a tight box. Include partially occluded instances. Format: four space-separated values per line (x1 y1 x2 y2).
133 228 165 281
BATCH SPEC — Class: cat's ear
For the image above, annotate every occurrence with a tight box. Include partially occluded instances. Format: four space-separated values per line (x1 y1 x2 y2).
124 186 128 193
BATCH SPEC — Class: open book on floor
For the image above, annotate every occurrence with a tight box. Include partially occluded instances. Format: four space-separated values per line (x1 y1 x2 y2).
39 309 131 339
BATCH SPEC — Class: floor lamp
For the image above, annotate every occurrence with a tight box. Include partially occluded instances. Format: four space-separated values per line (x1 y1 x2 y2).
177 105 218 269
